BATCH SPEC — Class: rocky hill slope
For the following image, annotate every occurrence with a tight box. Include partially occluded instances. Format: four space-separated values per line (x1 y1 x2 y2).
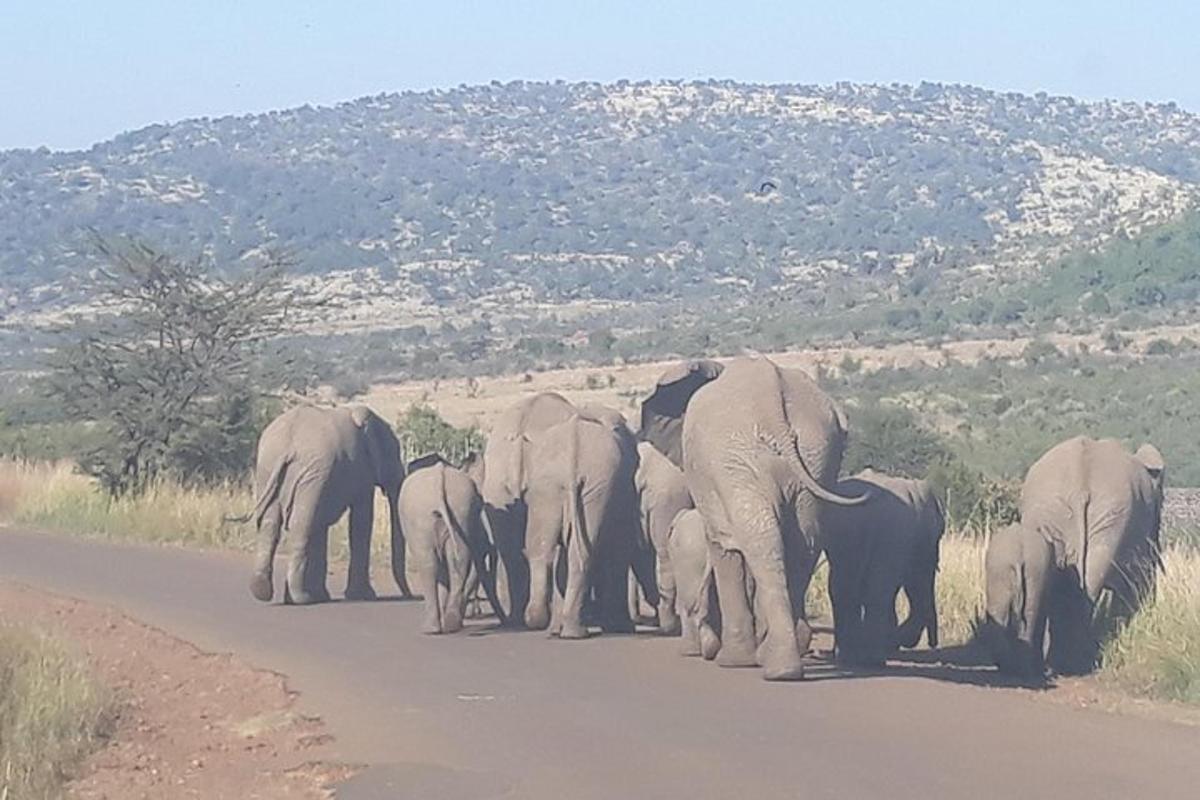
3 80 1199 324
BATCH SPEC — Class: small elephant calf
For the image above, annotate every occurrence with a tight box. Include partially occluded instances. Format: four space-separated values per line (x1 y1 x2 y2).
399 456 506 634
823 469 945 667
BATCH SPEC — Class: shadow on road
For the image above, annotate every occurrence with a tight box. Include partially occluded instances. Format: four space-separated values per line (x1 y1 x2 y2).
803 643 1053 691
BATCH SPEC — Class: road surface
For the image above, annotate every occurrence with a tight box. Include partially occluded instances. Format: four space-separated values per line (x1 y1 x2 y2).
1 528 1195 799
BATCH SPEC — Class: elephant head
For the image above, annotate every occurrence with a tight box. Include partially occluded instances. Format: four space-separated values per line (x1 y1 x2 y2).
350 405 410 597
639 359 724 467
980 522 1053 678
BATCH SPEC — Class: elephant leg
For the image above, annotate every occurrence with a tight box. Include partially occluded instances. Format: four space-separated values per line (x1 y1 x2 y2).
443 541 471 633
416 553 444 635
250 502 283 602
827 553 863 663
858 562 900 668
655 541 681 636
524 496 562 631
630 546 661 626
784 533 819 655
345 495 377 601
737 517 805 681
1047 577 1096 675
710 544 758 668
597 528 637 635
283 494 330 605
559 536 591 639
627 570 641 624
494 507 530 626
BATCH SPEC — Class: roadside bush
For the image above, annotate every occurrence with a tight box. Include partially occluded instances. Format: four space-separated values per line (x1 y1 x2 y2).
0 626 111 799
843 400 951 477
396 404 485 466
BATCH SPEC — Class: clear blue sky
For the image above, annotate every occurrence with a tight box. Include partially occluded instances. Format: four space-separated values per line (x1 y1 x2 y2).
3 1 1197 151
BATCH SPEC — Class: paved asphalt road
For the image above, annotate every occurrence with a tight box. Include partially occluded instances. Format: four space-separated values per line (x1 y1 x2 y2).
1 529 1196 799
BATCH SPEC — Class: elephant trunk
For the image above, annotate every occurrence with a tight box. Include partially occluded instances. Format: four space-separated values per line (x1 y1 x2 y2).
389 490 413 598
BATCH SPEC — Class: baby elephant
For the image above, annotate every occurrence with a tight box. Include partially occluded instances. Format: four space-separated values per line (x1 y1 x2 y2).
823 469 945 667
399 456 506 634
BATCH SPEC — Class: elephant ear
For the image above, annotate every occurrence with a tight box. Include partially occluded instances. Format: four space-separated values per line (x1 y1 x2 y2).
638 359 723 468
1135 443 1165 482
352 406 404 491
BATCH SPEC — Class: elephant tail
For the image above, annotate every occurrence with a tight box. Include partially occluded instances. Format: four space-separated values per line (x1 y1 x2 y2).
252 455 292 531
437 465 509 626
754 418 867 507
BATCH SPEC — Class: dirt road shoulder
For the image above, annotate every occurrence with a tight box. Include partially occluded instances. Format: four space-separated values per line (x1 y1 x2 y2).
0 581 354 799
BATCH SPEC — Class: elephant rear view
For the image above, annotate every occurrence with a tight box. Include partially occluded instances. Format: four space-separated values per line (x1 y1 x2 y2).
641 356 865 681
399 457 506 634
983 436 1165 676
480 392 577 623
524 410 641 638
634 441 694 634
249 405 409 605
823 469 945 667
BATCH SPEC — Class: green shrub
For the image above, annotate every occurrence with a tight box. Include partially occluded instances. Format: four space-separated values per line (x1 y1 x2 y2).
396 404 485 466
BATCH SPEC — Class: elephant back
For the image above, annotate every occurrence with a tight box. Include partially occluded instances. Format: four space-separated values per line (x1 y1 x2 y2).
481 392 576 508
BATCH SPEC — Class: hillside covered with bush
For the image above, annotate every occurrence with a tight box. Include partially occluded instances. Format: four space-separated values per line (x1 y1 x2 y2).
3 80 1198 317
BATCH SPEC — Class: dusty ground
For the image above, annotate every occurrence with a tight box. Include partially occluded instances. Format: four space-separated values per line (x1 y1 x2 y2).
0 582 354 800
358 321 1200 431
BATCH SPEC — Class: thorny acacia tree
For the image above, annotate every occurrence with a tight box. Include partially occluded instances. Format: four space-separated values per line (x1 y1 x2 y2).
46 239 316 495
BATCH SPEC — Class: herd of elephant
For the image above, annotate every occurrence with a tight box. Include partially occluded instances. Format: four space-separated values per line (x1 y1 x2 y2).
246 355 1166 682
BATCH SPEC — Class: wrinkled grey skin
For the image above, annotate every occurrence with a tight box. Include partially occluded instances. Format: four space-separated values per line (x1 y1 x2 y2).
633 442 694 634
524 411 641 638
823 469 945 666
250 405 408 605
668 508 763 661
981 436 1165 677
669 509 720 658
480 392 577 624
399 457 507 634
641 356 864 681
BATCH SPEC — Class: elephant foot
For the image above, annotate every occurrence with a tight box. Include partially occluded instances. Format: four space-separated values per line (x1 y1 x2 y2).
699 625 722 660
658 607 682 636
249 574 274 603
443 613 464 634
558 621 589 640
717 639 759 668
344 583 378 602
525 607 551 631
421 621 444 635
284 587 328 606
762 662 806 681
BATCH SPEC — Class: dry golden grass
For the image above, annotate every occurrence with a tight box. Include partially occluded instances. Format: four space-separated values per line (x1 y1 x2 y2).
0 625 111 800
1102 546 1200 704
0 460 256 550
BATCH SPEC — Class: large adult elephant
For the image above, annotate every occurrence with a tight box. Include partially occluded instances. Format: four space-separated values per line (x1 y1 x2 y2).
480 392 577 623
822 469 945 666
981 436 1165 677
641 356 865 680
399 455 506 634
524 408 641 638
249 405 409 605
633 441 694 634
